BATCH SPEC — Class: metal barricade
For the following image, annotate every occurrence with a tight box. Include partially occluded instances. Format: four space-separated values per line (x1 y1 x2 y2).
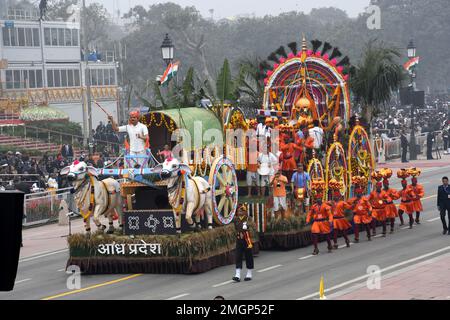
384 138 401 160
383 131 444 160
23 187 77 227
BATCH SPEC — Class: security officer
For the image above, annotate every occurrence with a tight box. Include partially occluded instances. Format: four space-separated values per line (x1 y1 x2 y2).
438 177 450 235
232 204 254 282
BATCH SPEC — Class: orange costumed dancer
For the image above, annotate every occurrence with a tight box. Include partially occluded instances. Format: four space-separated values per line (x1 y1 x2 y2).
280 137 301 178
381 170 400 234
306 181 333 255
368 181 388 237
349 177 373 242
297 128 315 166
397 169 416 229
408 168 424 225
329 189 352 249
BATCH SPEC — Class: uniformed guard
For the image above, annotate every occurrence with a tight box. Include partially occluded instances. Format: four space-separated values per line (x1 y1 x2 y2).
232 204 254 282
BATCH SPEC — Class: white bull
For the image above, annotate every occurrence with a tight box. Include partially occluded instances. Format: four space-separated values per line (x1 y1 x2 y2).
60 161 123 234
154 158 213 233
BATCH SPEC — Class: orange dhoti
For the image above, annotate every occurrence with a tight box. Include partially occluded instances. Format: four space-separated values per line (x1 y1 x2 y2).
399 200 413 214
385 203 398 218
353 213 372 225
332 201 352 230
333 216 352 230
311 219 332 234
412 199 423 212
372 208 387 221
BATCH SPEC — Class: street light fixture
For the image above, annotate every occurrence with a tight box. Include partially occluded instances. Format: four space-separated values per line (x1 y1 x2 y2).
408 39 418 160
161 33 174 66
407 39 416 59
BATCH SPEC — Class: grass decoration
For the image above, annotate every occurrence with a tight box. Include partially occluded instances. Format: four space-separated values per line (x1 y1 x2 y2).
266 215 307 233
68 222 259 261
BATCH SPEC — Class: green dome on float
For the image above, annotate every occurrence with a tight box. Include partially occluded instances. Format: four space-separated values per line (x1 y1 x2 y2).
20 105 69 122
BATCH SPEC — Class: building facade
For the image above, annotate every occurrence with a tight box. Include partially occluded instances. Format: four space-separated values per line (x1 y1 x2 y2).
0 6 119 128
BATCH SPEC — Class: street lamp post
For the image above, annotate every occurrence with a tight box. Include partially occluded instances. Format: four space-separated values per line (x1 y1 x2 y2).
160 34 177 104
161 33 174 66
407 39 418 160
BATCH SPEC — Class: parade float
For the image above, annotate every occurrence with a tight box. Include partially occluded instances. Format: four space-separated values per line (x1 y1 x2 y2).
252 37 375 250
66 36 375 273
66 106 259 274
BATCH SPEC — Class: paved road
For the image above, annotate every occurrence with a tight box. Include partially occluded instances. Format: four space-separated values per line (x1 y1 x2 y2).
2 165 449 300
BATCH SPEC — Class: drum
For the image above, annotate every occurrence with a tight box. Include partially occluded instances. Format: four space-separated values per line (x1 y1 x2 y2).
296 188 305 200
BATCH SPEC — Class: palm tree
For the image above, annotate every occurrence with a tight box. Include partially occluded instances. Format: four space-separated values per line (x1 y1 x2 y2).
235 56 265 112
351 40 404 126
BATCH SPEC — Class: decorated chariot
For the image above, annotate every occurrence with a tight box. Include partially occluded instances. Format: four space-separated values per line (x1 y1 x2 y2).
65 35 375 273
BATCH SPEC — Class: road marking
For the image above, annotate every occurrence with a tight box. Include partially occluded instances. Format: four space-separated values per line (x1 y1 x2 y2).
401 226 411 230
299 255 314 260
373 234 383 238
166 293 190 300
57 268 66 272
15 278 31 284
427 217 441 222
212 280 234 288
20 249 68 263
41 274 143 300
258 265 283 273
338 242 354 249
296 245 450 300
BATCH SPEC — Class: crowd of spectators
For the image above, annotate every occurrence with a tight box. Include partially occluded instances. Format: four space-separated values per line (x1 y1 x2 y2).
93 121 121 154
372 103 449 139
0 151 70 192
0 147 126 193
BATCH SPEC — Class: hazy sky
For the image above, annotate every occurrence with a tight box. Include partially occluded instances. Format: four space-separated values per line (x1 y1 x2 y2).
88 0 371 19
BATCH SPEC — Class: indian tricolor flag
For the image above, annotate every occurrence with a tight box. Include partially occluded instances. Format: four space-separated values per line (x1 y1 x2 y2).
160 61 180 86
404 57 420 71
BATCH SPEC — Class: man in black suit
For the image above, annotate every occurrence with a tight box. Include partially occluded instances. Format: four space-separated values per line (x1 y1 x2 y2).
61 144 74 161
400 131 409 163
438 177 450 235
426 131 434 160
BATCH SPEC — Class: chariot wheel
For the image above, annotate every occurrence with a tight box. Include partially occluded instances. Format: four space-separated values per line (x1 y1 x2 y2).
208 156 238 225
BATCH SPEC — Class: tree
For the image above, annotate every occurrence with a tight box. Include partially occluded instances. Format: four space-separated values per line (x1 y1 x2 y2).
46 0 119 50
162 6 216 88
351 40 404 125
235 57 265 110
